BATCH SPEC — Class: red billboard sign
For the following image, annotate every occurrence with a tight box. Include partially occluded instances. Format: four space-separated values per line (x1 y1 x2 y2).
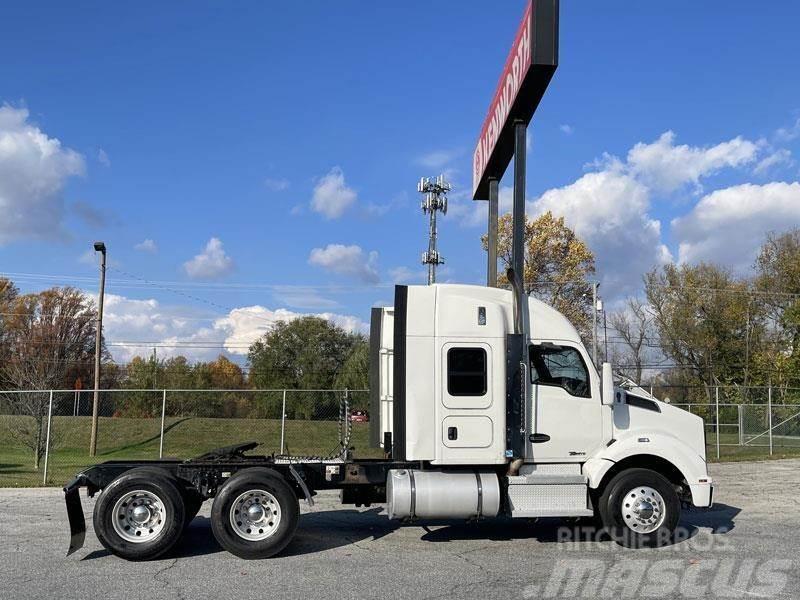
472 0 559 199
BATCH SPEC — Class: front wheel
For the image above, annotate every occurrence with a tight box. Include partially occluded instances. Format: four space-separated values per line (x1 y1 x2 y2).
598 468 680 548
210 468 299 559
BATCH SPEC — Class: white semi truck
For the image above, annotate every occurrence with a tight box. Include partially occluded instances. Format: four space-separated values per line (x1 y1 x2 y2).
64 281 713 560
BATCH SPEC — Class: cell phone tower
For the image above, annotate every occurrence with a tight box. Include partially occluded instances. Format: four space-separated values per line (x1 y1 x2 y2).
418 174 450 285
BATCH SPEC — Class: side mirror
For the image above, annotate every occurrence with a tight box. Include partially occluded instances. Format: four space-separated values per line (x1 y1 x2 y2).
601 362 614 406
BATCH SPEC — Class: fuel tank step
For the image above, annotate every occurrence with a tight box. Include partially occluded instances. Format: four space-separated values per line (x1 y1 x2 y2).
506 473 592 518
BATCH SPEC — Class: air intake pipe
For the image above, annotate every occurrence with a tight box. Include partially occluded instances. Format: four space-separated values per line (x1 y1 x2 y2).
507 267 525 336
505 267 528 460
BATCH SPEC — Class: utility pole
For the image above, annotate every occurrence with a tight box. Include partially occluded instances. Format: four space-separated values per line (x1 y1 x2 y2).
89 241 107 457
418 175 450 285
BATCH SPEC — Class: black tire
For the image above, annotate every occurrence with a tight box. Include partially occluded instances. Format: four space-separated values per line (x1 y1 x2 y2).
108 465 202 531
210 468 299 559
598 468 680 548
93 467 186 560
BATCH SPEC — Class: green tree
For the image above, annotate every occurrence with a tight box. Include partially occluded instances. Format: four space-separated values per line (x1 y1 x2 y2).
645 263 763 401
482 211 596 336
248 317 360 418
754 228 800 395
334 341 370 410
206 355 248 417
0 278 20 381
609 297 656 385
1 286 101 468
121 355 162 417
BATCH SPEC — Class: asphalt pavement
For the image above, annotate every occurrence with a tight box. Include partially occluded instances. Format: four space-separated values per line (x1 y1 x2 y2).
1 459 798 599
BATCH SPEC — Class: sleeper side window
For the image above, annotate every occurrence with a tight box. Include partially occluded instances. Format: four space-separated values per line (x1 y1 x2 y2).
529 345 590 398
447 347 487 396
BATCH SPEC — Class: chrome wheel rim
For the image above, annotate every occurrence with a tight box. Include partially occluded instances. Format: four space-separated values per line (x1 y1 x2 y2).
229 489 281 541
621 486 666 534
112 490 167 543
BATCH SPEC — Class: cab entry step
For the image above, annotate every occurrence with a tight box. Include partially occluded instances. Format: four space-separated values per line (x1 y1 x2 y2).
506 473 593 518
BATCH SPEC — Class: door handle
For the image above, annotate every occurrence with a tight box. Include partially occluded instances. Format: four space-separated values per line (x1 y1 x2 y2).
529 433 550 443
447 426 458 441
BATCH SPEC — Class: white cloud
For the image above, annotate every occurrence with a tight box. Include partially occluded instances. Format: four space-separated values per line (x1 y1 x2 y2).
775 116 800 143
421 129 791 296
559 124 574 135
308 243 379 283
531 171 670 294
183 237 234 280
0 105 85 245
98 148 110 167
389 266 426 284
415 149 461 170
626 131 759 193
445 183 512 228
270 286 341 309
135 238 158 253
310 167 357 218
670 181 800 270
264 177 289 191
93 292 367 362
753 148 793 175
79 250 99 265
217 306 367 348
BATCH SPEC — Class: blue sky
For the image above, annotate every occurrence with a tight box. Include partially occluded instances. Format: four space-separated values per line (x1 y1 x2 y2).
1 1 799 364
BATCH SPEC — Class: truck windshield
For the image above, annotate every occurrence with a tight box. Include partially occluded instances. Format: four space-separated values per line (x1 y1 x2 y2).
529 345 590 398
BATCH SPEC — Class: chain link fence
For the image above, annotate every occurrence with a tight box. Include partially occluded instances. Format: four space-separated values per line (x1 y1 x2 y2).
651 385 800 461
2 385 800 487
0 388 376 487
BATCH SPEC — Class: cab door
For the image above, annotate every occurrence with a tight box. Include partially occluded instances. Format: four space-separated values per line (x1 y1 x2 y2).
436 341 506 464
528 343 602 461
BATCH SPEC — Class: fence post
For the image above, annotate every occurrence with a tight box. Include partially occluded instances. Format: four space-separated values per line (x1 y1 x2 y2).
279 390 287 455
768 386 773 456
159 389 166 459
42 390 54 486
738 404 744 446
715 386 720 460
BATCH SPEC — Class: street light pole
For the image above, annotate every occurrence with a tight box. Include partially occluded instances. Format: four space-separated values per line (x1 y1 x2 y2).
89 242 106 457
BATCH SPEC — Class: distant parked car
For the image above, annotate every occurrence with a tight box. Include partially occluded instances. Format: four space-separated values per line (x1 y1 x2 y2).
349 410 369 423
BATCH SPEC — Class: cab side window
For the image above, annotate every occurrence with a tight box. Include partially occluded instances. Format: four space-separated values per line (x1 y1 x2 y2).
529 345 590 398
447 347 487 396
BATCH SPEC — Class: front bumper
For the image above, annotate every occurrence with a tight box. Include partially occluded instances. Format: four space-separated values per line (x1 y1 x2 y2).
689 479 714 508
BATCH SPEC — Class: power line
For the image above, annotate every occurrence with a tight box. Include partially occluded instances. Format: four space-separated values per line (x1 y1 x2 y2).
1 271 390 292
5 269 800 299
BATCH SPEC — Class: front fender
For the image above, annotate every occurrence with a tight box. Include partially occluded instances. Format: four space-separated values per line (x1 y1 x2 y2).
583 431 712 507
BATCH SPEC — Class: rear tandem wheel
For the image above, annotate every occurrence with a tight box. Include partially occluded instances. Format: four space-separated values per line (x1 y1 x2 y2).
92 467 186 561
210 468 300 559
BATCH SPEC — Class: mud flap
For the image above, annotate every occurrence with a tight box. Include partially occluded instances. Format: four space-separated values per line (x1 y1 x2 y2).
64 482 86 556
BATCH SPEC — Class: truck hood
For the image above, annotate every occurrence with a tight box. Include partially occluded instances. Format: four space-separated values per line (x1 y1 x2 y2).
612 395 706 461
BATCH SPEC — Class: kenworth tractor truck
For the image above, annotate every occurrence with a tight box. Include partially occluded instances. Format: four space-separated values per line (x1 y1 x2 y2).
63 280 713 560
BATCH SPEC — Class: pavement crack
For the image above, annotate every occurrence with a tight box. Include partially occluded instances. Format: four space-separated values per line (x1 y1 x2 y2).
152 558 186 600
453 550 488 574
